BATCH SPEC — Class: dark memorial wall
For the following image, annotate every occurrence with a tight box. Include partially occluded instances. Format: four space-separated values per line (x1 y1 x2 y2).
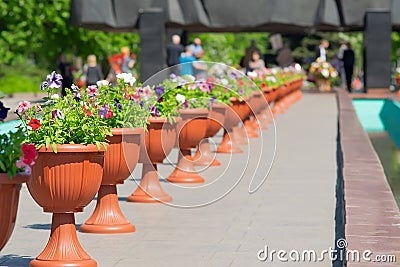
139 8 165 83
364 11 391 90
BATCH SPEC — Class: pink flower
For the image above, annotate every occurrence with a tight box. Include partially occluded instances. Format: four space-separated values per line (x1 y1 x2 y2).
87 85 99 97
22 165 32 175
17 101 31 113
142 86 152 99
16 159 26 169
200 84 209 93
188 83 197 90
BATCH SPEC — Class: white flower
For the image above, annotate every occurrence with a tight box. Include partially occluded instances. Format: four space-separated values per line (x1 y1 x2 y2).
321 69 330 78
331 71 338 78
51 94 60 99
96 80 109 87
221 78 228 85
247 71 257 78
176 93 186 103
116 73 136 86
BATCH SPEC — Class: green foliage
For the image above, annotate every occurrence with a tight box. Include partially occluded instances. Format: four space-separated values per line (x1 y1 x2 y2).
191 33 270 66
0 0 140 83
0 63 47 94
0 128 25 178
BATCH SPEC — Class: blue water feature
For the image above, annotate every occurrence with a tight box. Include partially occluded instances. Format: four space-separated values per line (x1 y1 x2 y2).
0 120 21 135
352 99 386 133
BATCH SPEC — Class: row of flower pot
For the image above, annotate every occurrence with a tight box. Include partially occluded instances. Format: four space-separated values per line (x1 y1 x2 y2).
0 69 304 266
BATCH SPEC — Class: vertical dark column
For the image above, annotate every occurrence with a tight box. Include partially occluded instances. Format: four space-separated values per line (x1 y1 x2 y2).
139 8 166 83
364 10 391 91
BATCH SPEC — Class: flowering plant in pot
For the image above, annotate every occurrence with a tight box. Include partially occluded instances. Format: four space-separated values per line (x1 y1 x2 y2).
16 71 111 267
0 100 35 252
309 58 338 91
80 73 150 234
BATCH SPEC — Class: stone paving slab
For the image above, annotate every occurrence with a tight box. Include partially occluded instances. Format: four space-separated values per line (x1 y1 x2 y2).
0 94 338 266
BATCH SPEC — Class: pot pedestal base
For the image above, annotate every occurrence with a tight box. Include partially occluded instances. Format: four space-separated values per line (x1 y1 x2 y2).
243 119 259 138
193 140 221 166
166 149 205 183
217 130 243 154
127 164 172 203
80 185 135 234
30 213 96 267
233 126 248 145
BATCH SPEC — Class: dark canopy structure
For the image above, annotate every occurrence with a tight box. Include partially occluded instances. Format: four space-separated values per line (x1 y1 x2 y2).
70 0 400 32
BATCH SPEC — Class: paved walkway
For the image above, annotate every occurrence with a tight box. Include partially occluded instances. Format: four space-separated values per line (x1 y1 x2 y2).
0 94 338 267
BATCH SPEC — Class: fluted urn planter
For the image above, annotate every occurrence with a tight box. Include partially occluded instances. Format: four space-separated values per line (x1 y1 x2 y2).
28 144 105 267
244 91 267 133
166 108 208 183
233 98 252 145
217 98 244 154
127 117 180 203
80 128 143 234
193 104 226 166
0 174 29 252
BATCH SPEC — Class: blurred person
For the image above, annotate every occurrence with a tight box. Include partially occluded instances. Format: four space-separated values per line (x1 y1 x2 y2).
338 40 348 88
276 43 294 67
342 43 355 92
121 47 135 73
249 51 265 75
58 54 73 97
193 50 207 80
167 35 184 67
82 55 103 87
243 39 261 71
189 38 203 58
315 39 329 62
180 46 196 76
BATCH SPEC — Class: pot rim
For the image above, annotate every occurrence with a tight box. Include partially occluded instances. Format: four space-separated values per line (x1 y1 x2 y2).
111 127 145 135
0 173 29 184
147 116 182 124
37 144 106 153
178 108 209 115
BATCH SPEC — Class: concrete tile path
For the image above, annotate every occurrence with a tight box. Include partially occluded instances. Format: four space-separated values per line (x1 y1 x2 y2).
0 94 338 266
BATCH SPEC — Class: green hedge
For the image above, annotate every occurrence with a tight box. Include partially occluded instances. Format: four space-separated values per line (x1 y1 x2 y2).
0 64 47 94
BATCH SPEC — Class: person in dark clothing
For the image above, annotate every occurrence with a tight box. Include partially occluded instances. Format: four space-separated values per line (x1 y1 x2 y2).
82 55 103 87
58 54 73 97
167 35 184 67
342 43 355 92
243 39 261 72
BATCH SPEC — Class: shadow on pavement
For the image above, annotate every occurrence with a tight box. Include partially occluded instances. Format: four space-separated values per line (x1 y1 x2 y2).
0 254 34 267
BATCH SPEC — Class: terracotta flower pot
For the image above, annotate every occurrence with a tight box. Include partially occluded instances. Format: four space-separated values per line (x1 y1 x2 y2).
193 104 226 166
316 78 331 91
217 98 243 154
0 174 29 251
233 99 252 145
127 117 180 203
80 128 143 234
167 108 208 183
28 144 105 267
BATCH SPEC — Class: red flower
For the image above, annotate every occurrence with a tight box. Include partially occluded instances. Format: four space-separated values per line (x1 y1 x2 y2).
82 105 92 116
260 83 267 90
106 109 113 119
28 118 41 130
238 80 245 87
21 144 37 165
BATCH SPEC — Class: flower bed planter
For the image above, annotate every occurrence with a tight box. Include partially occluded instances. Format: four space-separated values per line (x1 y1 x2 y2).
80 128 143 234
0 174 28 252
127 117 180 203
217 98 244 154
28 144 105 267
166 108 208 183
193 104 226 166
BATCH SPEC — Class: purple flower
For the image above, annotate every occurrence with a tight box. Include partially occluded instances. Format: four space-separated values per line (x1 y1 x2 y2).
139 101 144 108
73 92 81 102
40 81 48 91
51 109 64 120
183 100 189 108
149 105 160 117
169 73 177 82
98 104 109 119
71 84 79 93
209 96 216 107
46 71 63 89
0 101 10 120
115 102 123 110
154 86 164 97
238 88 245 95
